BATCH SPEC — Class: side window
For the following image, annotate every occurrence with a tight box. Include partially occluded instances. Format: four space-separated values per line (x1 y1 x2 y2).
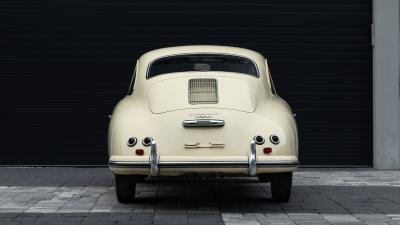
269 73 277 95
127 68 136 95
265 59 277 95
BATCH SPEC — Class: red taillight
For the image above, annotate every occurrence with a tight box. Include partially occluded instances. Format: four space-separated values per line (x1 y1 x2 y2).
135 149 144 156
263 147 272 154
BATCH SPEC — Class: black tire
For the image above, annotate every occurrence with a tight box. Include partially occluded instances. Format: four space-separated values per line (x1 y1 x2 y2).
115 174 136 203
270 172 292 202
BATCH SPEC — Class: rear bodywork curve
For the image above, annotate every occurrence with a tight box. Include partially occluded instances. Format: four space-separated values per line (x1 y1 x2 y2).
108 45 298 176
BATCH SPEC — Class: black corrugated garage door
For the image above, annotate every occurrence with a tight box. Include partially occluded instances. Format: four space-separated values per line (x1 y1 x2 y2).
1 0 372 166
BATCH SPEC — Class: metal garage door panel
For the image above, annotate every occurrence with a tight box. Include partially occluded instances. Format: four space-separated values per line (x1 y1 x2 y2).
0 0 372 165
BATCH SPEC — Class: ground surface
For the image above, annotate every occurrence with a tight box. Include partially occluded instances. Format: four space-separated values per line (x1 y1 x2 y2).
0 168 399 225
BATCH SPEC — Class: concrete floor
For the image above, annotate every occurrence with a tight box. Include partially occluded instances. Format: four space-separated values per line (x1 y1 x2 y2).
0 168 399 225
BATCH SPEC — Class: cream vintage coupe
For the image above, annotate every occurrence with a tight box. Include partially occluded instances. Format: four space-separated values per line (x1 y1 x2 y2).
108 46 299 203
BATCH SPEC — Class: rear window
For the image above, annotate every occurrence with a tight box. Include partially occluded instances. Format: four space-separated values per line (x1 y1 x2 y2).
147 54 258 78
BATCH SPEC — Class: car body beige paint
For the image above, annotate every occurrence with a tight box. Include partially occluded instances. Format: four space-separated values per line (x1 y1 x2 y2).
108 45 298 176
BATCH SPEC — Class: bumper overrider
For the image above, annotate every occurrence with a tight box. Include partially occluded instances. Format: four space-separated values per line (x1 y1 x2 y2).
108 138 299 176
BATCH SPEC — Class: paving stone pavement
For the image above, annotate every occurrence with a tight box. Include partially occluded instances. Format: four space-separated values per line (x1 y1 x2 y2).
0 168 399 225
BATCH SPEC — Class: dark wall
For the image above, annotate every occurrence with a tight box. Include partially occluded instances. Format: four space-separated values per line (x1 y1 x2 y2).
1 0 372 165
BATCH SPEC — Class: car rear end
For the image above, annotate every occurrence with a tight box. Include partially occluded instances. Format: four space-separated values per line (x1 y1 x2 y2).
108 46 298 202
109 73 299 176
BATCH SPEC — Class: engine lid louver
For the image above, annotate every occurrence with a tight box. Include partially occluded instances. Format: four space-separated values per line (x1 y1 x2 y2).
188 78 219 104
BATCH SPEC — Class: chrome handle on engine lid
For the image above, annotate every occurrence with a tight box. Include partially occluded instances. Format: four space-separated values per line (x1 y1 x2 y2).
182 119 225 127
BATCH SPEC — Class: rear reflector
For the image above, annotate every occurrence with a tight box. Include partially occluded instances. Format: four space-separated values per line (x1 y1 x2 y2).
135 149 144 156
263 147 272 154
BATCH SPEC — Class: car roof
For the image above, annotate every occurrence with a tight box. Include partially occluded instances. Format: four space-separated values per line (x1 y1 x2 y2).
138 45 266 68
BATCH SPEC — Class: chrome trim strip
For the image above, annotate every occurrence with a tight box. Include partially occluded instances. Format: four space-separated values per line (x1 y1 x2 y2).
108 161 150 168
249 140 257 176
108 160 299 169
159 161 248 168
150 140 159 176
184 143 225 149
182 119 225 127
257 160 299 167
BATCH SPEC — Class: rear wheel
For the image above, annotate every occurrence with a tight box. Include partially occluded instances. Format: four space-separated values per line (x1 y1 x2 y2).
270 172 292 202
115 174 136 203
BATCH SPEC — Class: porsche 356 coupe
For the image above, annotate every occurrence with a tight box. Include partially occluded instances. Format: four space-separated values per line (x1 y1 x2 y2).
108 45 299 203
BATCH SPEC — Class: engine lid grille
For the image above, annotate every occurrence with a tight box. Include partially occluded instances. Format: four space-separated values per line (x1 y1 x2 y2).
188 78 219 104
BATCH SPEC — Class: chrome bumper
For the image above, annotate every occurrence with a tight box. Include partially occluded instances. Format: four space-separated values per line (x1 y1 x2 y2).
108 137 299 177
109 160 299 168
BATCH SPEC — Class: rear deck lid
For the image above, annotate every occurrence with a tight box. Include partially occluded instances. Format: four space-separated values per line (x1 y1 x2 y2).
148 76 257 113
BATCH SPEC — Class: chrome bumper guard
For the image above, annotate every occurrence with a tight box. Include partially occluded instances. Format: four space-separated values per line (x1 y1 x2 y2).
249 140 257 176
149 139 159 177
109 137 299 177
